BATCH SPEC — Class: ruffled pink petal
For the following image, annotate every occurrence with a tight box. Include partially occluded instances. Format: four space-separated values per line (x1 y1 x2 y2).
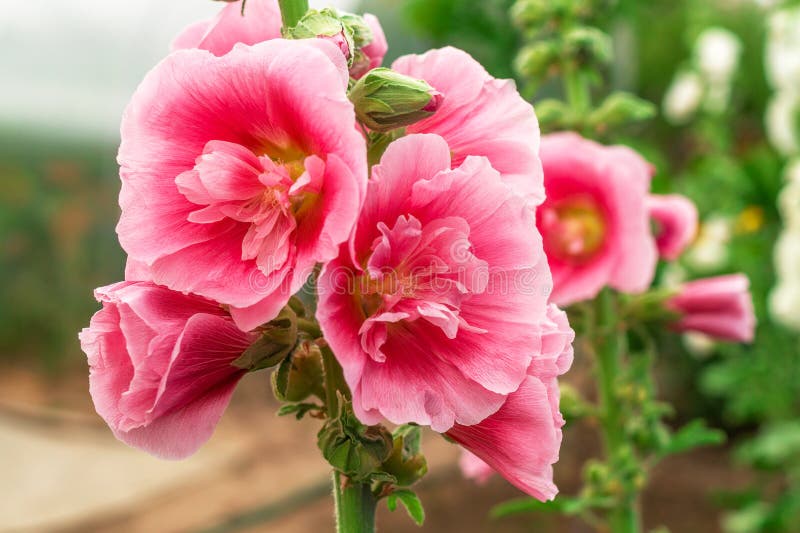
393 47 544 205
117 39 364 328
647 194 699 260
319 134 552 432
81 282 255 459
447 375 562 501
172 0 282 56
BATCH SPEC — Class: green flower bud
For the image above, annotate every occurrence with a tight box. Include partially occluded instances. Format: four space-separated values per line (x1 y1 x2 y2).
514 41 559 80
339 12 374 48
232 306 297 372
534 98 573 130
272 340 325 402
589 92 656 129
349 68 443 132
381 425 428 487
510 0 555 30
318 396 394 481
564 26 612 67
285 9 355 66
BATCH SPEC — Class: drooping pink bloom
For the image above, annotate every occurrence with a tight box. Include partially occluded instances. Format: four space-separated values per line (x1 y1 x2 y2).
79 282 258 459
350 14 388 78
449 305 574 500
171 0 282 56
392 47 544 206
317 133 553 432
647 194 699 260
117 39 366 331
667 274 756 342
537 132 658 306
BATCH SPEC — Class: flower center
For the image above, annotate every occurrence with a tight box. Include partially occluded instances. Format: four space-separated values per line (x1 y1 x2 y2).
540 196 607 264
355 214 488 362
176 140 316 276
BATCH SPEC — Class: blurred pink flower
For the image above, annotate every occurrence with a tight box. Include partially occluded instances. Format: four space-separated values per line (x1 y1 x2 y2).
449 305 574 501
171 0 282 56
392 47 544 206
79 282 257 459
317 134 553 432
458 450 494 485
647 194 698 260
117 39 366 331
668 274 756 342
360 14 388 72
537 132 658 306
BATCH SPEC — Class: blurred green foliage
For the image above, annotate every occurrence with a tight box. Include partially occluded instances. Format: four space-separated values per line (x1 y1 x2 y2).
0 132 124 369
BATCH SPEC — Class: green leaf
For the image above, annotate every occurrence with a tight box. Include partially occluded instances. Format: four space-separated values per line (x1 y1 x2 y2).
491 496 588 517
660 419 726 457
386 489 425 526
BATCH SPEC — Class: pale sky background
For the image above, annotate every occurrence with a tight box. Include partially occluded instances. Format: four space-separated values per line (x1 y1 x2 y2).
0 0 358 142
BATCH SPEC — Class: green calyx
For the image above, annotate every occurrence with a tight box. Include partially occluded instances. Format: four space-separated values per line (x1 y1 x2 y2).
349 68 441 132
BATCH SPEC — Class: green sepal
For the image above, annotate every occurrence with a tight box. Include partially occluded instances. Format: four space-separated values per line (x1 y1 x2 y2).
349 68 439 132
232 306 297 372
272 340 325 402
277 402 324 420
317 394 394 482
380 425 428 487
284 9 355 66
589 92 657 129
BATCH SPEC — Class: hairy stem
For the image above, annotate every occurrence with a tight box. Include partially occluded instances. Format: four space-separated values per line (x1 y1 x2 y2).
595 289 641 533
332 471 377 533
278 0 309 30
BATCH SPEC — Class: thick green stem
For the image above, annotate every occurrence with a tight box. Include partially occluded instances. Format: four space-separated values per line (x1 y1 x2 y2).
278 0 309 30
595 289 641 533
564 66 591 118
332 471 377 533
321 347 375 531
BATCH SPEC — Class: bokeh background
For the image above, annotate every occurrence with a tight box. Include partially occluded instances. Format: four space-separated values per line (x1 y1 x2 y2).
2 0 799 531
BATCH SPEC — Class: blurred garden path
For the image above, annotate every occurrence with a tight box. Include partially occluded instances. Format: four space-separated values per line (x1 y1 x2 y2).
0 365 750 533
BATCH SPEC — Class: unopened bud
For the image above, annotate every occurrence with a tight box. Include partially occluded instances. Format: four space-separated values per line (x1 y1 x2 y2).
286 9 355 65
349 68 443 132
589 92 656 128
564 26 612 66
514 41 559 80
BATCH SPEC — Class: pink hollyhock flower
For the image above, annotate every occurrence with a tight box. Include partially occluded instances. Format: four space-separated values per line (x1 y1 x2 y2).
449 305 574 500
117 39 366 331
392 47 544 206
317 133 553 432
171 0 282 56
350 14 388 78
647 194 698 260
79 282 258 459
667 274 756 342
537 132 658 306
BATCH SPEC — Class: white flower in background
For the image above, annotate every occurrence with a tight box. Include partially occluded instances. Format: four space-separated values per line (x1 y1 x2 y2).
770 282 800 331
663 71 704 124
766 90 800 156
785 159 800 184
685 216 733 271
766 7 800 90
774 229 800 280
662 262 688 288
683 332 717 358
778 179 800 228
696 28 742 82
